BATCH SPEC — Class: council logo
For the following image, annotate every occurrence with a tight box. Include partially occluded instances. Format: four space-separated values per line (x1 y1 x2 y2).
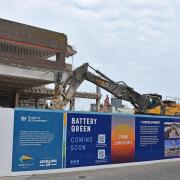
19 155 33 163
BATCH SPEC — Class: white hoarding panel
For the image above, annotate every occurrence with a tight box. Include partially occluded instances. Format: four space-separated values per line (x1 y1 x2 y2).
0 108 14 176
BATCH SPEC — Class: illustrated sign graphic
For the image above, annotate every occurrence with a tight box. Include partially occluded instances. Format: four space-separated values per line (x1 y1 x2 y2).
66 113 111 167
12 109 64 171
111 115 135 163
135 116 164 161
164 119 180 158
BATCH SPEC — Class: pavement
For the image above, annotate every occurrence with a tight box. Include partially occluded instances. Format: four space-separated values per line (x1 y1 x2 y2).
1 160 180 180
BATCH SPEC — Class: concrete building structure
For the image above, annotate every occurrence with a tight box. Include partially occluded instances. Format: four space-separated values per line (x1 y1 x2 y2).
0 18 75 107
0 18 101 109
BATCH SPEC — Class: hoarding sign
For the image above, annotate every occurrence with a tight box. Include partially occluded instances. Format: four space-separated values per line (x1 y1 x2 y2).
9 109 180 173
164 119 180 158
66 113 111 167
12 109 64 171
111 115 135 163
135 116 164 161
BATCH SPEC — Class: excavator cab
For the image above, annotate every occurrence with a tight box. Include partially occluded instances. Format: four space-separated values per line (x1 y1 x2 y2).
145 94 164 115
146 96 161 109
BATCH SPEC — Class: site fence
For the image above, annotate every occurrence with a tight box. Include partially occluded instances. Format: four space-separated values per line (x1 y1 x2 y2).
0 108 180 176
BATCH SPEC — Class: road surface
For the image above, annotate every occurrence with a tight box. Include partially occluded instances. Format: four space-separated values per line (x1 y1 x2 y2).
1 160 180 180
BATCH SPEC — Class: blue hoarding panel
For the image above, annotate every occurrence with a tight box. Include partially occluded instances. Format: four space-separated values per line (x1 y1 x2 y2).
12 109 64 171
66 112 111 168
135 116 164 161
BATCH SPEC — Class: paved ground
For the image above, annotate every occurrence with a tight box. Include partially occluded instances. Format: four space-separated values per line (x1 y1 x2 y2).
1 161 180 180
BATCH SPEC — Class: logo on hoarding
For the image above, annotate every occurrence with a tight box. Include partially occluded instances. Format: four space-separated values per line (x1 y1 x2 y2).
20 116 27 122
39 158 58 167
19 155 33 163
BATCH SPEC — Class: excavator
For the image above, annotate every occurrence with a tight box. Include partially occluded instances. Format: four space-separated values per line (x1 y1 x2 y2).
51 63 180 116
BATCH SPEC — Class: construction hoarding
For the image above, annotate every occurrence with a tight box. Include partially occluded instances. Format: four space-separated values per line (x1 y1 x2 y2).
0 108 180 176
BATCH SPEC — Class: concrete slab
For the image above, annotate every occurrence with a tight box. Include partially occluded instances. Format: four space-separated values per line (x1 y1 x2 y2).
0 64 54 81
0 64 54 89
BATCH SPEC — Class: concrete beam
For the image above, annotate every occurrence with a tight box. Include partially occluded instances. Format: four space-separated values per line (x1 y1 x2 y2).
0 18 67 51
0 52 72 71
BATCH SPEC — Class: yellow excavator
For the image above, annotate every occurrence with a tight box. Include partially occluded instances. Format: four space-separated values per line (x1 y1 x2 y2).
147 100 180 116
51 63 180 116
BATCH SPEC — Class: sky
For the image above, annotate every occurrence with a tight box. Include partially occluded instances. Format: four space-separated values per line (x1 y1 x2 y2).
1 0 180 110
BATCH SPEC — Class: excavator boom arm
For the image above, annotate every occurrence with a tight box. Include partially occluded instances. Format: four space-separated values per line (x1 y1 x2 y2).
85 71 141 107
52 63 145 111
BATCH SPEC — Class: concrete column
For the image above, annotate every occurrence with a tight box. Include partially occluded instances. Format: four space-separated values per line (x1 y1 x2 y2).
56 52 65 67
70 98 75 111
35 98 39 108
10 91 19 108
96 86 101 112
15 92 19 107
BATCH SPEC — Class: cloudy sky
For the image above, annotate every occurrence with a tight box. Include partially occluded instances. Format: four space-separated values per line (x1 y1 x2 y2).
1 0 180 110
